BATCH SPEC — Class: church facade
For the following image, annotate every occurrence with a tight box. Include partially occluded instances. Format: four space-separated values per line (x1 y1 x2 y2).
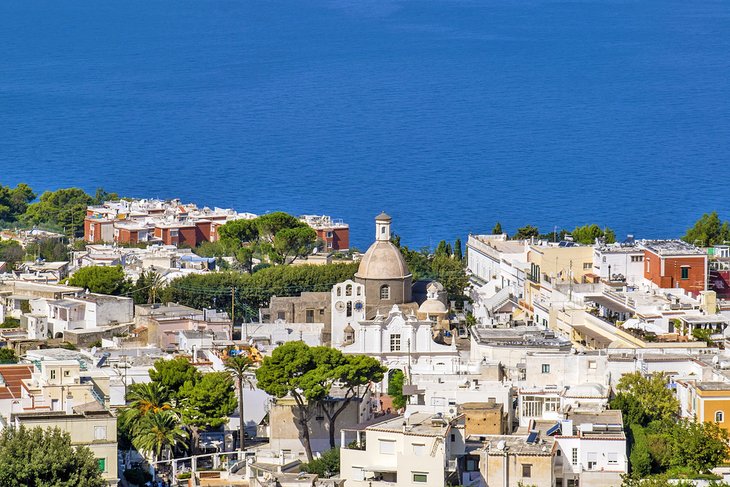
331 213 460 377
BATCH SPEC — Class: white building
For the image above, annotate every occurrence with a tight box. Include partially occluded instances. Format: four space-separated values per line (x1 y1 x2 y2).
341 305 460 378
592 244 645 285
331 279 367 349
340 412 466 487
550 410 628 487
30 293 134 339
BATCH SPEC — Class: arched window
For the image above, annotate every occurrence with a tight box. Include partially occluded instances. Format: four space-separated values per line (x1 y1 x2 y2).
336 287 341 297
716 411 725 423
346 284 352 296
346 302 352 317
356 286 362 296
380 285 390 300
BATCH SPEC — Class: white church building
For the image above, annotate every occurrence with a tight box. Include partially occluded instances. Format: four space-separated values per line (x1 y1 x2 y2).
340 304 460 376
329 214 461 381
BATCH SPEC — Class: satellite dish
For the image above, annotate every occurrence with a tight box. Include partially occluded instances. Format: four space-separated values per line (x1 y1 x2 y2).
713 355 720 365
404 411 413 420
497 440 506 450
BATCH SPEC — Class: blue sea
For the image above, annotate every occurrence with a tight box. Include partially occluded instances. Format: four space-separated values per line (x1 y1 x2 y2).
1 0 729 249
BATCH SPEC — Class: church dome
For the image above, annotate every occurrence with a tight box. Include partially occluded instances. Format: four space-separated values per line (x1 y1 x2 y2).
356 241 411 280
355 213 411 281
419 298 448 315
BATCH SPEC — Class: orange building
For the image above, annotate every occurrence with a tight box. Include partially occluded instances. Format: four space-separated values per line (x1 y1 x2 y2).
679 381 730 434
643 240 707 297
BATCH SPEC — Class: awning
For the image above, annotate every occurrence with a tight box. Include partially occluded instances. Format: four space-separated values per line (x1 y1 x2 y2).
365 466 398 474
572 325 615 348
587 296 633 314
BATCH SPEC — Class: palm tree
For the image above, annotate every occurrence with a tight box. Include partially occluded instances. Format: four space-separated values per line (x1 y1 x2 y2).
132 410 188 464
119 382 173 434
224 355 255 451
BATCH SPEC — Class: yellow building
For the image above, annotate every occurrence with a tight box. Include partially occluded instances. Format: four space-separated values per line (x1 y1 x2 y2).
527 244 595 284
524 244 595 328
680 381 730 433
13 405 118 486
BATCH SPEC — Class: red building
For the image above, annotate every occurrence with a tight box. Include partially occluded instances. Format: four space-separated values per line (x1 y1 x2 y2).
643 240 707 297
83 201 351 251
300 215 350 251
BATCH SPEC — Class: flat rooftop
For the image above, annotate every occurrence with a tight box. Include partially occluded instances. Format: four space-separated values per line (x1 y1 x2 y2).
642 240 705 256
472 235 526 254
696 382 730 392
471 325 572 348
366 412 456 437
568 409 624 426
476 434 555 456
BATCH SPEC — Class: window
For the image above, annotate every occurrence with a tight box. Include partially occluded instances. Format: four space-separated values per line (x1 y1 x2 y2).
326 231 333 238
541 364 550 374
337 287 341 296
380 285 390 300
390 334 401 352
607 452 618 465
346 285 352 296
567 480 579 487
64 370 70 377
681 266 690 279
588 360 597 369
556 479 564 487
544 397 560 412
521 396 543 418
583 262 592 270
522 464 532 478
170 229 179 237
50 370 56 380
97 458 106 472
716 411 725 423
631 255 644 262
450 433 456 442
587 452 597 470
412 472 428 483
94 426 107 440
646 259 650 272
379 439 396 455
356 287 362 296
305 309 315 323
277 311 285 320
412 443 426 456
571 448 578 466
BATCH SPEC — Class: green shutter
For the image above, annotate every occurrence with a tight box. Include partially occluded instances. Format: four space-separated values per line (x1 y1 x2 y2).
97 458 106 472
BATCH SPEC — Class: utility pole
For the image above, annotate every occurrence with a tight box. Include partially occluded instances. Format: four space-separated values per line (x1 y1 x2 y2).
121 355 128 400
569 260 573 302
231 287 236 338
